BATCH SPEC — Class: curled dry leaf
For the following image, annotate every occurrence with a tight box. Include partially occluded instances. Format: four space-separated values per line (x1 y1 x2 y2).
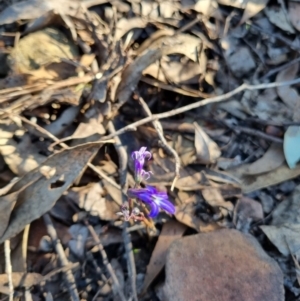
194 122 221 164
243 143 285 175
0 142 101 243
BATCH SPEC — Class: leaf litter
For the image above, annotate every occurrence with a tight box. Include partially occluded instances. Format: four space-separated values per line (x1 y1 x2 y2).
0 0 299 300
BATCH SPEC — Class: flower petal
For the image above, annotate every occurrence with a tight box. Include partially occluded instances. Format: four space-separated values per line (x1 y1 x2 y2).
158 198 176 215
148 202 160 217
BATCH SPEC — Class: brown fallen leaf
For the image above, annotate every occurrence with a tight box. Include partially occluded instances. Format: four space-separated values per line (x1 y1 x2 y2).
115 17 147 41
142 220 186 293
194 122 221 164
239 0 269 25
243 143 285 175
0 125 45 176
0 142 102 243
265 5 295 33
202 187 234 216
276 62 300 112
289 2 300 32
233 196 263 232
229 163 300 193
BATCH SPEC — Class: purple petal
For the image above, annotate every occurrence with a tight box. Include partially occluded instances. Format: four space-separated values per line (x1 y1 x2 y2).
148 202 160 217
158 198 176 215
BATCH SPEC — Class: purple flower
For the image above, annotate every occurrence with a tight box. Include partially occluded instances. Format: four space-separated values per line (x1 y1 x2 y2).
131 147 152 183
128 185 176 217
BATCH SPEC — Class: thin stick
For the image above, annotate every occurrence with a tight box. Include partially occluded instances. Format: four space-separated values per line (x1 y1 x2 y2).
137 94 180 190
4 240 13 301
107 121 138 301
100 78 300 142
84 220 126 301
43 214 80 301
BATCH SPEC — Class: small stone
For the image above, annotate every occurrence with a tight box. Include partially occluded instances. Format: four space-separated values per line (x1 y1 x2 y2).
163 229 284 301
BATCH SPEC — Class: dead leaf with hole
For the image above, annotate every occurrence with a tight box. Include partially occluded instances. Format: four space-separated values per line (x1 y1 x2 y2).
142 220 186 293
243 143 285 175
194 122 221 164
0 142 101 243
265 6 295 33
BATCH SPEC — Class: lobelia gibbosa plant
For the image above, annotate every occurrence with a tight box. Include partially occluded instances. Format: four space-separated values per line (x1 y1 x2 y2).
118 147 176 221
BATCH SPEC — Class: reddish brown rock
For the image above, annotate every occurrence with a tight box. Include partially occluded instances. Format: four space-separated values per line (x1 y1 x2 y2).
163 229 284 301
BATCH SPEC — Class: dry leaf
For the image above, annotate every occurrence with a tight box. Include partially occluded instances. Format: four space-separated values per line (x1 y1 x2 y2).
229 163 300 193
69 181 120 220
0 0 79 25
243 143 285 175
115 17 147 41
276 62 300 111
0 142 101 243
0 126 45 176
289 2 300 32
265 6 295 33
233 197 263 232
202 187 234 215
194 122 221 164
142 220 186 293
239 0 269 24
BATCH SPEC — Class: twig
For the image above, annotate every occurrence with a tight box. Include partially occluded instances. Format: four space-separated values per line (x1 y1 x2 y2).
107 121 138 301
231 125 283 143
4 240 13 301
100 78 300 142
260 56 300 80
43 214 80 301
84 220 126 301
137 94 180 191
